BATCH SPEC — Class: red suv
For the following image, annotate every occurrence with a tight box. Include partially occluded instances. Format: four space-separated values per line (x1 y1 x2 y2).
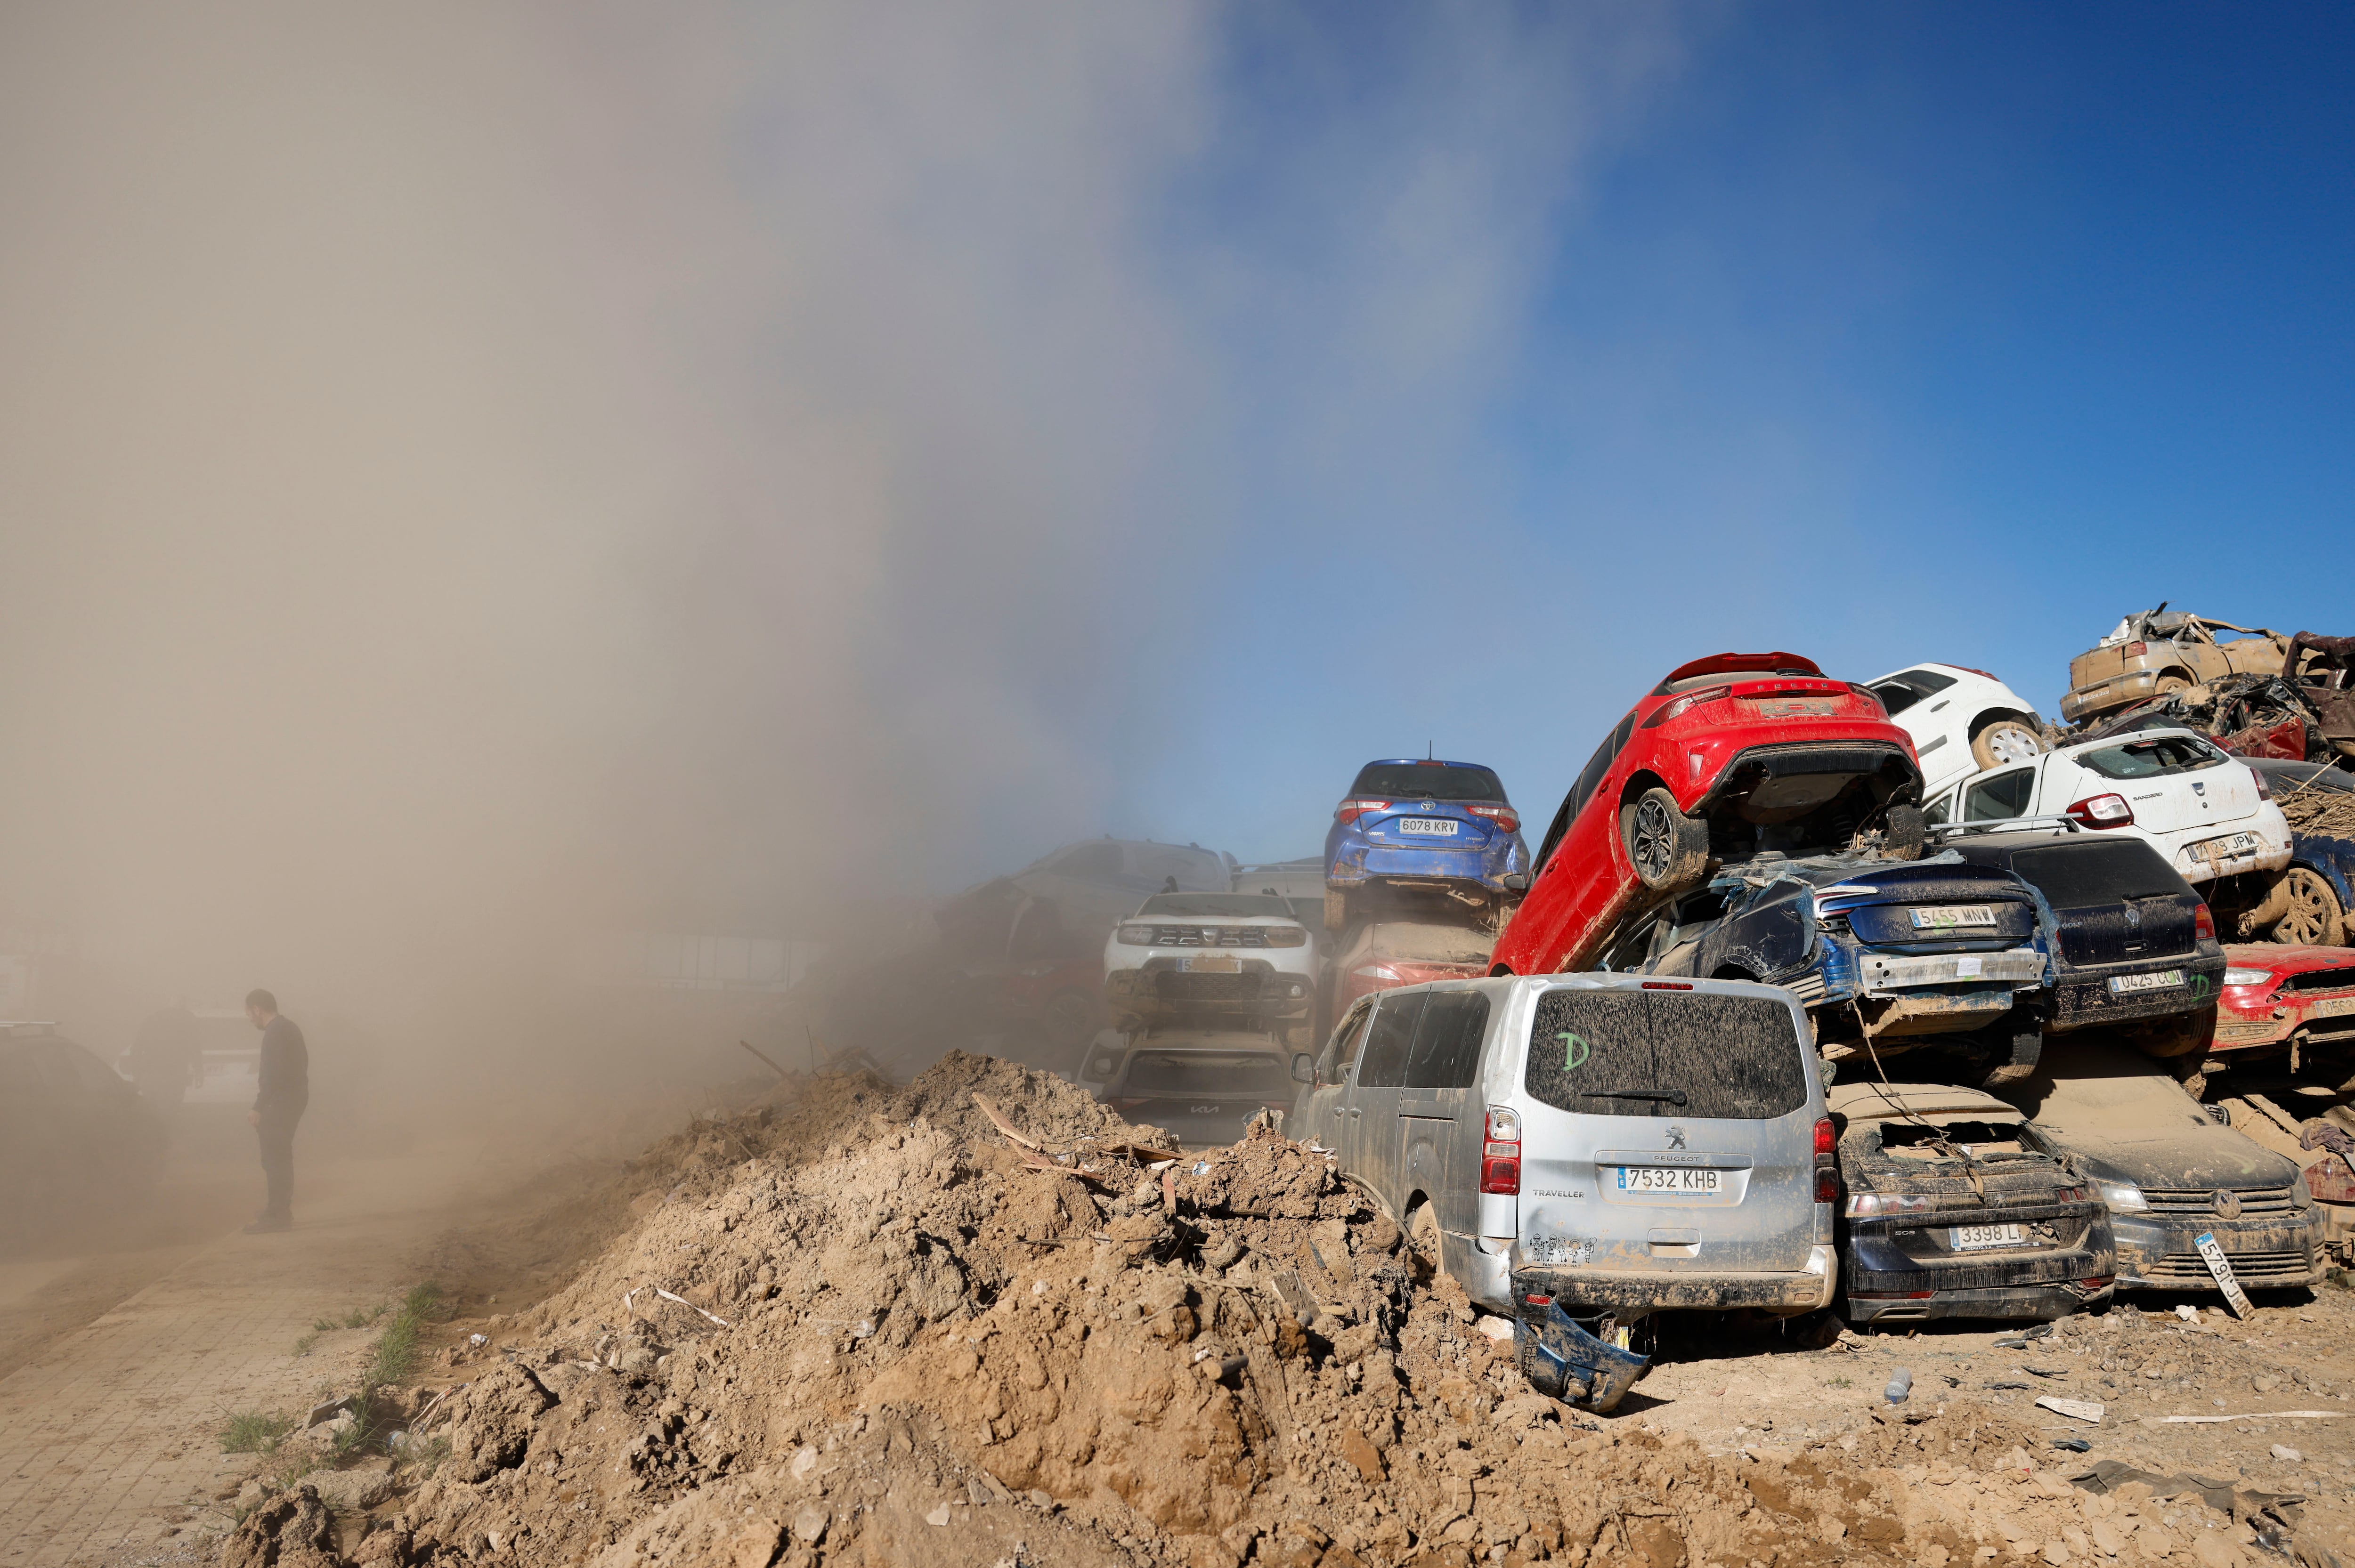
1492 652 1926 976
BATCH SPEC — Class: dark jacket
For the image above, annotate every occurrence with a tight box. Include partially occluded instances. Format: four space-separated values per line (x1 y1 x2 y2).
254 1015 309 1115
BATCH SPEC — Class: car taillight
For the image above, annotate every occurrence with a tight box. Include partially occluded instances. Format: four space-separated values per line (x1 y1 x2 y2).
2127 641 2147 658
1814 1116 1836 1204
2252 769 2271 800
1641 980 1693 990
1952 666 2000 681
1814 1116 1835 1160
1816 1168 1840 1203
1354 964 1400 981
1640 686 1732 728
1481 1106 1521 1196
2065 793 2135 829
2195 903 2215 942
1334 798 1391 825
1467 804 1521 833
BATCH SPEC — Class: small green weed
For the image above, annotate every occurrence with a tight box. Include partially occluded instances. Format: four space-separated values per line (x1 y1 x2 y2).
1823 1375 1853 1390
312 1316 338 1334
292 1332 319 1357
365 1281 450 1388
220 1410 295 1454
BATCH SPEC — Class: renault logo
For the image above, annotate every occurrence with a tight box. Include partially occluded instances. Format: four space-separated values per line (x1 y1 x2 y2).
1665 1125 1688 1150
2212 1189 2242 1220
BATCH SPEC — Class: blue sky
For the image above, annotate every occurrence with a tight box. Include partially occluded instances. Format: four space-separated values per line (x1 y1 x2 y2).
1108 4 2355 870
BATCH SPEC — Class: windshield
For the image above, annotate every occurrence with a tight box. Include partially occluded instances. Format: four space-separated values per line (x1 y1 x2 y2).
1348 763 1505 802
2074 734 2228 781
1524 989 1807 1120
1123 1051 1291 1096
1136 894 1296 919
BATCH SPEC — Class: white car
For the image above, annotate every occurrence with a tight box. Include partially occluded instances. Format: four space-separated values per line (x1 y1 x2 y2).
1865 663 2048 802
1103 892 1320 1032
1925 727 2292 892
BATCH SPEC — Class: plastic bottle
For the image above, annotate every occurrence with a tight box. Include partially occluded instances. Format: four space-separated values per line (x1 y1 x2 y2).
1884 1368 1913 1405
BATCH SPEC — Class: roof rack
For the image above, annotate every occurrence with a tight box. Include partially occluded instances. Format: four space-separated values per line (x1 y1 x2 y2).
1926 816 2083 840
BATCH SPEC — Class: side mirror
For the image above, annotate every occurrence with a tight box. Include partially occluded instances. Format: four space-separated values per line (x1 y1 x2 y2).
1291 1053 1316 1085
1820 1059 1838 1085
1502 873 1529 892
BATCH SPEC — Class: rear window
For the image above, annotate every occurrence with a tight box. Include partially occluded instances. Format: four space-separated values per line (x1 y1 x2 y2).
2074 735 2228 782
1349 763 1505 803
1868 668 1957 717
1137 894 1296 919
1124 1051 1291 1096
1524 990 1808 1120
1964 768 2036 821
2009 841 2189 907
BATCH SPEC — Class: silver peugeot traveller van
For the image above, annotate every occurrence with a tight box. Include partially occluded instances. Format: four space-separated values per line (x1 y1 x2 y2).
1292 973 1835 1323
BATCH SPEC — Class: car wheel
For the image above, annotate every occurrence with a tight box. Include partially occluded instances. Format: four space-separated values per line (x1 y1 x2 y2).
1971 718 2045 771
2135 1003 2217 1060
2272 868 2347 947
1039 989 1099 1059
1408 1203 1448 1281
1620 787 1709 893
1324 890 1349 932
2154 674 2193 698
1851 803 1926 861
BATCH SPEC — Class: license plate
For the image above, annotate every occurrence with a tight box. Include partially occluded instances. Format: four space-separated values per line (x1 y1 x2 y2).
1744 696 1838 718
1396 817 1461 837
1181 955 1240 972
1910 905 1998 930
1616 1166 1722 1195
2196 832 2260 862
1950 1222 2029 1252
2314 994 2355 1017
2109 969 2184 994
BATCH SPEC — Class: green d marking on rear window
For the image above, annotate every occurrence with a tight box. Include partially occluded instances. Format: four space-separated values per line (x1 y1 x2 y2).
1559 1031 1591 1070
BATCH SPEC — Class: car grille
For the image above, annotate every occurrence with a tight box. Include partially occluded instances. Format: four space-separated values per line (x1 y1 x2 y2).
2140 1185 2299 1217
2283 968 2355 994
1817 912 1852 941
1780 972 1827 1004
2142 1249 2313 1283
1130 926 1279 948
1151 972 1265 1002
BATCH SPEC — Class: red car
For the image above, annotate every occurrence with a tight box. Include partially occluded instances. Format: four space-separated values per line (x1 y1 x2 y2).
1328 921 1497 1018
1492 652 1926 976
2213 943 2355 1064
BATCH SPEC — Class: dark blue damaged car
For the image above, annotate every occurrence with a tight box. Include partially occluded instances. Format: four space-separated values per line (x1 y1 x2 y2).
1597 850 2055 1085
1324 759 1532 930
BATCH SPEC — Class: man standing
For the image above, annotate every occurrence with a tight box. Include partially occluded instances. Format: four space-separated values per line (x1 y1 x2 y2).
244 989 308 1234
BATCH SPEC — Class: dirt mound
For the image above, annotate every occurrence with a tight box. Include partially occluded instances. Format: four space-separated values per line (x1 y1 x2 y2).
222 1055 2271 1568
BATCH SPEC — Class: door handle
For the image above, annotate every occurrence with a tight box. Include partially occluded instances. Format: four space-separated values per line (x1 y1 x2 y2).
1349 1107 1361 1118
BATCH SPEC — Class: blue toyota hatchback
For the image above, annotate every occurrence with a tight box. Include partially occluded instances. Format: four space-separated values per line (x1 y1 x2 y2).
1323 759 1531 929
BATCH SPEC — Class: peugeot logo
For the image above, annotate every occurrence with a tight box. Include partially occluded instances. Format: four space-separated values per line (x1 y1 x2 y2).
2212 1189 2242 1220
1665 1125 1688 1150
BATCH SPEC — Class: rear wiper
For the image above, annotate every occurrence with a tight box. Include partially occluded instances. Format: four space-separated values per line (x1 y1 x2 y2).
1590 1088 1687 1106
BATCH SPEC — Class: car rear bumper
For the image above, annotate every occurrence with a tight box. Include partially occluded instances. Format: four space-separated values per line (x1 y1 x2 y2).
1841 1221 2113 1321
1846 1280 2112 1324
1510 1252 1837 1316
1328 843 1512 891
2111 1210 2325 1292
2049 951 2228 1033
2062 670 2168 725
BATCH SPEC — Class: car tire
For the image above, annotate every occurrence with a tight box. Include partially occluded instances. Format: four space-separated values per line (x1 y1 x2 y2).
2272 867 2347 947
1852 803 1926 861
1408 1203 1448 1281
1039 989 1099 1060
2154 674 2193 698
1970 718 2045 771
1621 788 1709 893
2134 1003 2217 1060
1324 890 1349 932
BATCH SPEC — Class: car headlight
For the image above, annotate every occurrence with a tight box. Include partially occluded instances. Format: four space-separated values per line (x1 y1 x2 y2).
2095 1179 2149 1211
2295 1171 2315 1208
1115 924 1155 945
1260 926 1308 948
2224 966 2275 987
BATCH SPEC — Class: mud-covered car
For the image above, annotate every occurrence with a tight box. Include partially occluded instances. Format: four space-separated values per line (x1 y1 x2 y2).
1597 851 2053 1083
2214 944 2355 1067
2004 1042 2324 1293
1828 1082 2112 1325
1103 893 1318 1033
1324 759 1530 929
1083 1027 1297 1147
0 1022 164 1247
1495 652 1926 979
1292 974 1837 1410
2062 608 2291 727
1937 827 2227 1056
1330 921 1498 1016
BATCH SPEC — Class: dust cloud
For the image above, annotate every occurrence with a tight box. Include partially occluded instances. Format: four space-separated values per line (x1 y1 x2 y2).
0 3 1685 1102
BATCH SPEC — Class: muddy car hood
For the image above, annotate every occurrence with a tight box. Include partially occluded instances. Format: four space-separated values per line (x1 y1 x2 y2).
2026 1116 2298 1194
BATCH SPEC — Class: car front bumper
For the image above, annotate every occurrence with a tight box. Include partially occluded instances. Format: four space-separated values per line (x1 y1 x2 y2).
2111 1208 2325 1292
1104 958 1314 1018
